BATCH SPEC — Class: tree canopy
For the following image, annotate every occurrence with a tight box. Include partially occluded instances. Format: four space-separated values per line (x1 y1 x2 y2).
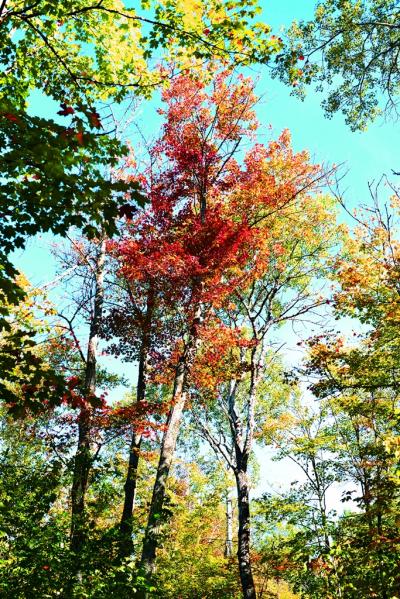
274 0 400 130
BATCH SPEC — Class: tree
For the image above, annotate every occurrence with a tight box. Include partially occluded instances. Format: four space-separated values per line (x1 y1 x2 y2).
256 398 340 599
54 238 109 568
328 389 400 598
121 80 337 594
257 385 400 599
8 238 126 589
154 458 241 599
288 192 400 597
306 183 400 397
103 268 159 555
106 70 260 574
193 184 338 598
0 5 285 537
274 0 400 130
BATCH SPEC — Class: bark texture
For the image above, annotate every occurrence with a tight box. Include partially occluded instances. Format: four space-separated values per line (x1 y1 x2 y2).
225 493 233 558
70 239 106 554
70 417 91 554
228 344 266 599
140 362 187 575
235 469 256 599
139 305 202 581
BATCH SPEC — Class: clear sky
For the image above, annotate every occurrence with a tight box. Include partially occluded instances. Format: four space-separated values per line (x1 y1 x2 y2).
10 0 399 501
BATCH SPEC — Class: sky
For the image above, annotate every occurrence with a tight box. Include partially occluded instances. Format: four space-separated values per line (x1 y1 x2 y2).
10 0 399 502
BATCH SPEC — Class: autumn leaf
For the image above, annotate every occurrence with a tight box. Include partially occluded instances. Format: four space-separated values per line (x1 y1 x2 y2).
57 103 75 116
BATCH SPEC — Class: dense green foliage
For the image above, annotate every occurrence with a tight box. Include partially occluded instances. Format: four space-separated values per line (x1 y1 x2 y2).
274 0 400 129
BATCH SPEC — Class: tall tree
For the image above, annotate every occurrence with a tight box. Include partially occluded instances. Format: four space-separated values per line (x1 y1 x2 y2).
107 71 259 568
300 193 400 598
193 183 338 598
104 277 157 555
45 236 124 583
256 398 340 599
67 239 107 559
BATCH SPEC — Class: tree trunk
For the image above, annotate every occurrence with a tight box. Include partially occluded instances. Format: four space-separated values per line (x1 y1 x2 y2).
119 430 142 551
139 360 187 575
119 287 154 556
229 344 264 599
70 416 91 555
139 305 202 582
235 469 257 599
136 296 202 595
70 239 106 555
225 492 234 558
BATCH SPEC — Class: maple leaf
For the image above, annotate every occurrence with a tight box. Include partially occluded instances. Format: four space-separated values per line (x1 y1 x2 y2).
118 203 137 219
57 103 75 116
88 110 102 128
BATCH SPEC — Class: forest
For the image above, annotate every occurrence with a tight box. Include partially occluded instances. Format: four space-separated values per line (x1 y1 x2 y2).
0 1 399 598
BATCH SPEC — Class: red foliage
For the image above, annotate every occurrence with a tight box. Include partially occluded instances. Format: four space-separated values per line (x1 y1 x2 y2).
1 112 20 123
107 72 323 402
150 71 257 215
57 103 75 116
75 130 84 146
88 110 102 129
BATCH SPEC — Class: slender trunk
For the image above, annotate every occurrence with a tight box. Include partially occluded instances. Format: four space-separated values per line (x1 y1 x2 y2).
118 347 148 553
70 416 91 555
119 287 154 556
235 468 256 599
119 430 142 547
139 304 202 578
310 455 330 552
140 360 187 574
228 343 265 599
70 239 106 555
